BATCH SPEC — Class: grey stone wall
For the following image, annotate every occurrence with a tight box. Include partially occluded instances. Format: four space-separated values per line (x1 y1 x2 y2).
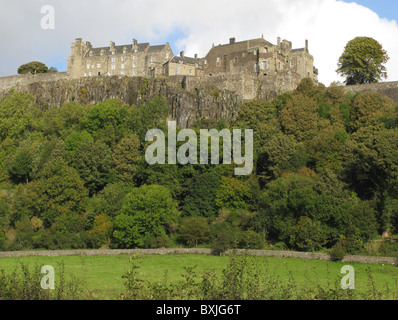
344 81 398 103
0 72 70 92
0 248 396 265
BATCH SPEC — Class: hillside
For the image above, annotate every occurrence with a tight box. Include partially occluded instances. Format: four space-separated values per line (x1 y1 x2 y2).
0 77 397 258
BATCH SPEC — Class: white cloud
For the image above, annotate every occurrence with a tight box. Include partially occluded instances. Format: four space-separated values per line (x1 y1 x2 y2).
0 0 397 85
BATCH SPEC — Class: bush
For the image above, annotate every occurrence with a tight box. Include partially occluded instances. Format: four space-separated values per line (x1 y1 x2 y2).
179 217 211 247
331 240 347 261
236 230 264 249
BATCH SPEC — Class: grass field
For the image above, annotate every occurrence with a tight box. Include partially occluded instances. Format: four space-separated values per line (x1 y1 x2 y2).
0 254 397 300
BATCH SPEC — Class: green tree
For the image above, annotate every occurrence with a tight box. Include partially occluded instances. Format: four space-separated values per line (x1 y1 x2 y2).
182 171 221 217
179 217 211 247
17 61 48 74
69 140 116 195
337 37 389 85
0 91 40 141
113 185 178 248
289 216 328 252
112 134 142 183
22 161 88 226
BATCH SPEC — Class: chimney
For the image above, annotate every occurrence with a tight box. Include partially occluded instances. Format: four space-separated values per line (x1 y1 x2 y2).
132 38 138 47
75 38 82 43
230 37 236 44
277 37 281 46
194 54 198 59
180 51 184 58
110 41 115 48
86 41 92 49
305 39 309 52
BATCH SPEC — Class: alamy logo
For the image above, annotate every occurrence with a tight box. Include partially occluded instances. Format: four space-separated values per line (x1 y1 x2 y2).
145 121 253 176
40 5 55 30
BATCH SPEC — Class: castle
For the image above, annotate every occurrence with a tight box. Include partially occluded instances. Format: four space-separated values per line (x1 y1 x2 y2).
0 35 318 103
67 35 318 86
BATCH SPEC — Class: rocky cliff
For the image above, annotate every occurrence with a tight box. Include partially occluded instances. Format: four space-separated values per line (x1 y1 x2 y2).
0 75 242 128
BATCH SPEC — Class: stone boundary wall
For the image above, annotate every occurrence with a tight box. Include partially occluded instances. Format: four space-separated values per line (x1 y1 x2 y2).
344 81 398 103
0 249 396 265
0 72 70 92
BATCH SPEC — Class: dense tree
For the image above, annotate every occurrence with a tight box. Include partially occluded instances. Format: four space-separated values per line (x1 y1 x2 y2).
182 171 221 217
0 92 40 141
179 217 211 247
21 161 88 226
69 140 116 195
112 134 142 183
337 37 389 85
113 185 178 248
17 61 48 75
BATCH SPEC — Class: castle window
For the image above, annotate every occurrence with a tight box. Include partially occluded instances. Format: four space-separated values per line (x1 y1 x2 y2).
97 64 101 68
100 51 104 56
87 64 90 69
84 73 87 77
89 72 92 76
151 58 155 64
133 55 136 61
216 57 220 66
121 70 125 75
112 57 116 63
176 65 180 75
290 60 294 67
121 64 125 69
189 69 193 75
204 60 207 65
133 69 136 76
111 64 116 70
133 62 136 68
166 52 169 59
261 61 267 70
121 56 125 62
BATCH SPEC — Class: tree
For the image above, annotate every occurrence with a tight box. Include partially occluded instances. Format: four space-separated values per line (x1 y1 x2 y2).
337 37 389 85
0 91 40 141
17 61 48 74
113 185 178 248
22 160 88 226
179 217 211 247
112 134 142 183
69 140 116 195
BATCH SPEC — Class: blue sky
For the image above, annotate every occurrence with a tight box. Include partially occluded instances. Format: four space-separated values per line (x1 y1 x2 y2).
1 0 398 85
346 0 398 21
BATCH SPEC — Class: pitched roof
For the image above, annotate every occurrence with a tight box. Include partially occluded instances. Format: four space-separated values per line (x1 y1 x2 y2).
290 48 306 53
84 42 150 57
168 55 199 65
147 44 166 53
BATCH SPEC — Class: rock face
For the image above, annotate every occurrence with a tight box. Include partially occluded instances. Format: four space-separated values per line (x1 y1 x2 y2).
1 75 242 128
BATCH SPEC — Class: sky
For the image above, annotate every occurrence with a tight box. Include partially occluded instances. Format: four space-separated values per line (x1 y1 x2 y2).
0 0 397 86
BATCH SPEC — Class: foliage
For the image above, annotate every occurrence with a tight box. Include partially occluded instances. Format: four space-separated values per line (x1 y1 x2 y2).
179 217 211 247
17 61 48 75
113 185 179 248
0 81 396 253
337 37 389 85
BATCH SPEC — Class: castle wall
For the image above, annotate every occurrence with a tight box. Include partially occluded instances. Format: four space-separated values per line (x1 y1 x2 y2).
0 72 70 92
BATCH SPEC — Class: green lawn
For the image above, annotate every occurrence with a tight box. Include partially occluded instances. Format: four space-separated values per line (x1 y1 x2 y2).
0 254 397 300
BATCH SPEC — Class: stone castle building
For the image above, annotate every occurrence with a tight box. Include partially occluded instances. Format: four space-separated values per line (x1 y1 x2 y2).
67 35 318 87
